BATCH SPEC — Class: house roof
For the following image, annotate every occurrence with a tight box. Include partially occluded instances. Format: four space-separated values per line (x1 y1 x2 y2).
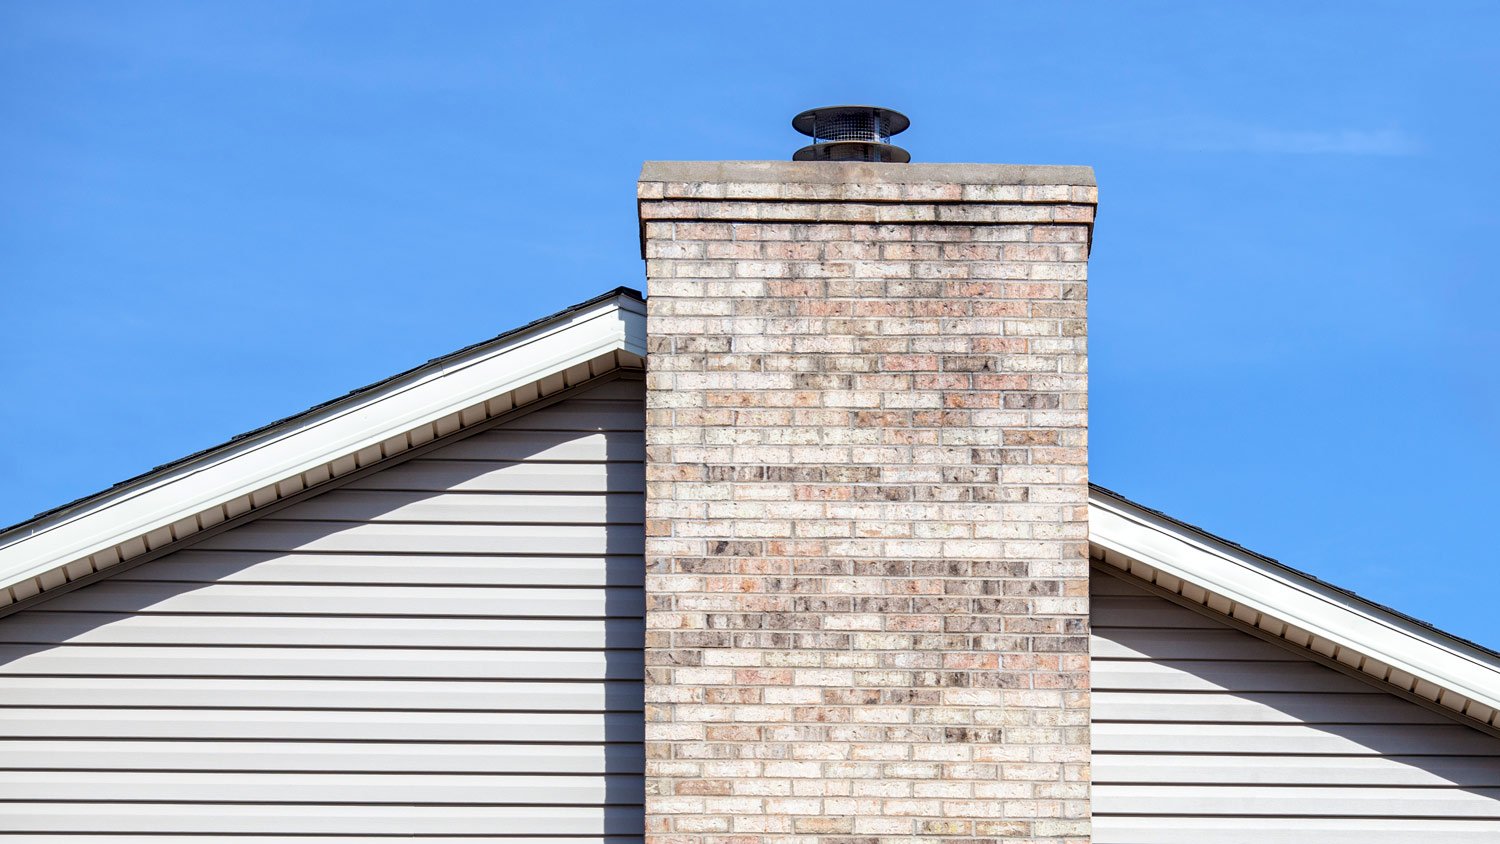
1 284 1495 734
0 287 645 611
1090 485 1500 733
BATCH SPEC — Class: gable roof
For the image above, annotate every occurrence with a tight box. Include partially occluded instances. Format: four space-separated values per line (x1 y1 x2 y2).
1090 484 1500 734
0 287 645 612
1 285 1496 735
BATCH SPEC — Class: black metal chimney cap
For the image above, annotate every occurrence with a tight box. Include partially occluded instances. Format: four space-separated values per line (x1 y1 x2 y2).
791 105 911 163
792 105 911 138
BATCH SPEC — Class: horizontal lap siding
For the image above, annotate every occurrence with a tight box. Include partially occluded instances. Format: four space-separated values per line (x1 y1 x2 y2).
1091 567 1500 843
0 377 647 841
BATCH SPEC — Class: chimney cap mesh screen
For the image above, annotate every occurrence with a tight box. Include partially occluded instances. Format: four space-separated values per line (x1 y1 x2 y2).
792 105 911 163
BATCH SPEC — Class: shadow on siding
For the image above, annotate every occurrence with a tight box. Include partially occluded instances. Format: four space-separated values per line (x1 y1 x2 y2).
0 380 649 840
1092 568 1500 817
605 441 647 837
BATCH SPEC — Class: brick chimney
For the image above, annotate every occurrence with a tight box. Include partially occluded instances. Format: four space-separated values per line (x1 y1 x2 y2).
639 158 1095 843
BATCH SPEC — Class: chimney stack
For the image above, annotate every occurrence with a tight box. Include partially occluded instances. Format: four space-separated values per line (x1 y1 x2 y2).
639 112 1096 844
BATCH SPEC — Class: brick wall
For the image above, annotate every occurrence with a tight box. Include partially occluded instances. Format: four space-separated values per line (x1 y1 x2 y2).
639 161 1096 844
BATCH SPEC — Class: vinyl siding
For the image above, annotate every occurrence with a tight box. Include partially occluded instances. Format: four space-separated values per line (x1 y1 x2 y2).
0 376 646 842
1091 566 1500 843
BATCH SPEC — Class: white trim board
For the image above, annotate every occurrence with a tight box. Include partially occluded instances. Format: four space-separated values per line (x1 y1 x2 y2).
0 290 647 611
1089 487 1500 731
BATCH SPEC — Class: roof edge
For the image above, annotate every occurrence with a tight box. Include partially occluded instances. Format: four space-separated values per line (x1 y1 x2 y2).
1088 484 1500 730
0 288 646 604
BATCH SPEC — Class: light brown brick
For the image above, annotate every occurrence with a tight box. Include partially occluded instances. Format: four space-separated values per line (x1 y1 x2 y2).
642 161 1095 844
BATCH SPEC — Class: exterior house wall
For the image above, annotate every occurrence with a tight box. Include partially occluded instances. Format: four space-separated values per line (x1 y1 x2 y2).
0 376 647 840
1091 566 1500 843
639 162 1096 843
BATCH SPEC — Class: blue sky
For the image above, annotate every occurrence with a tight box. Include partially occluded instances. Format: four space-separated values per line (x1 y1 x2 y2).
2 2 1497 643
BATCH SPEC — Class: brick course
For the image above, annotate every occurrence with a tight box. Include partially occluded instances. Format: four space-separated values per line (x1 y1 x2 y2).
640 162 1095 844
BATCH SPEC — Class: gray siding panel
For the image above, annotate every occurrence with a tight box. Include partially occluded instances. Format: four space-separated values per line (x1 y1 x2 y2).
0 377 646 840
0 804 644 835
30 582 645 617
0 647 646 680
0 678 644 710
1092 566 1500 842
0 740 645 772
0 614 645 649
108 552 647 585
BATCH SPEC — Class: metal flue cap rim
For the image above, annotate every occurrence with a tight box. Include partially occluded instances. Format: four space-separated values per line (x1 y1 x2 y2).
793 141 912 164
792 105 911 137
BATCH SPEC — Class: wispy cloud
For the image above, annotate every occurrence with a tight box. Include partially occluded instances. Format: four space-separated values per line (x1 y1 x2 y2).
1093 119 1423 156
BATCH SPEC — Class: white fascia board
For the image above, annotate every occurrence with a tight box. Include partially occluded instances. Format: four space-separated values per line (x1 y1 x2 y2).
1088 489 1500 714
0 293 647 591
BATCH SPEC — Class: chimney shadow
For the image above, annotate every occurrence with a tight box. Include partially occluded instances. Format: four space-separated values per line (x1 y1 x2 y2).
600 379 647 838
